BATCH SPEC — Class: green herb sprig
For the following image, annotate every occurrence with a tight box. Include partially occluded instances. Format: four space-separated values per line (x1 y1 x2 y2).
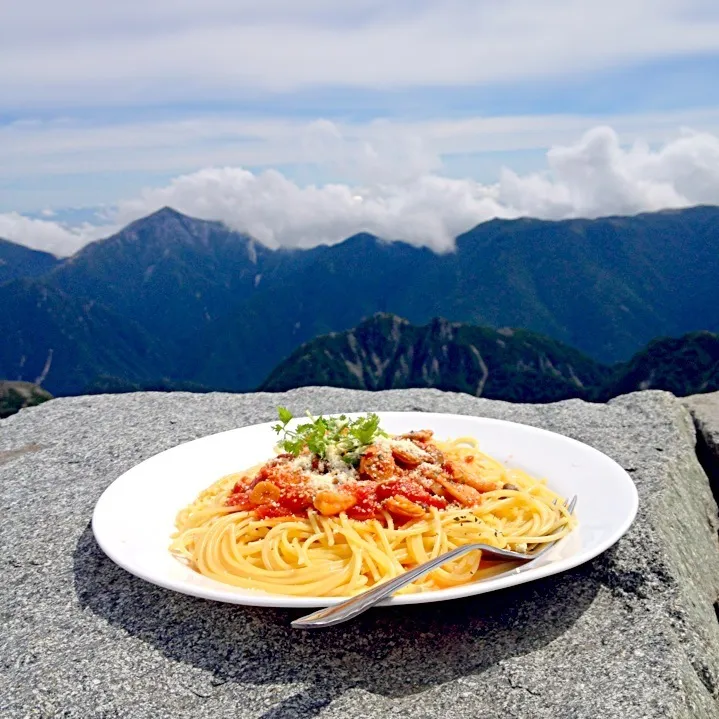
272 407 386 466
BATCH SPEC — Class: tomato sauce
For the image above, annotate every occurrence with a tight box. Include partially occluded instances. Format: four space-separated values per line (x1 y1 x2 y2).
225 436 462 522
374 478 447 509
345 482 382 521
228 472 448 522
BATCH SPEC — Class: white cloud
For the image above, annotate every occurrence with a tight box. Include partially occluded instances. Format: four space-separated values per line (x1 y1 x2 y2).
3 4 718 260
0 213 114 257
496 127 706 218
2 124 718 257
112 168 510 252
4 107 719 185
1 1 719 108
110 126 719 251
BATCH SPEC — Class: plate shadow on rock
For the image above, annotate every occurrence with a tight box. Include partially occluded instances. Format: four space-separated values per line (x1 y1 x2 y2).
73 522 601 719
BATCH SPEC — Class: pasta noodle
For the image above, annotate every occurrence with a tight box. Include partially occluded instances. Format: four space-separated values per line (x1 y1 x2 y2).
170 420 576 597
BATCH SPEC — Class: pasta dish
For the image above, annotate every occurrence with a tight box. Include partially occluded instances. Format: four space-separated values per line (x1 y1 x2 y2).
170 409 576 596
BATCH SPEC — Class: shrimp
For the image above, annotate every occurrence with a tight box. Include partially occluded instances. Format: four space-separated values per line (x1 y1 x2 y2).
422 443 445 465
384 495 426 518
249 481 281 505
359 444 396 482
389 441 431 467
313 490 357 516
435 476 481 506
444 459 502 493
399 430 434 443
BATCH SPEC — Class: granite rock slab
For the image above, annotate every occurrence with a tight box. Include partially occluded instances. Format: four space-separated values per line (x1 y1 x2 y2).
1 388 718 719
685 391 719 497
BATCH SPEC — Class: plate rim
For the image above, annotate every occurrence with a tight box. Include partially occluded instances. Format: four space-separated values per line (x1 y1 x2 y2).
91 411 639 608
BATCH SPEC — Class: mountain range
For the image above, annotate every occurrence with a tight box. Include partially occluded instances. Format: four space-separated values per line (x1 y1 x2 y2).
0 238 59 285
261 314 610 402
262 314 719 401
0 205 718 397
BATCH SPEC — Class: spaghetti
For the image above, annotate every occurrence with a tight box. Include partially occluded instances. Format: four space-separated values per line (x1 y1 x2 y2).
170 412 576 597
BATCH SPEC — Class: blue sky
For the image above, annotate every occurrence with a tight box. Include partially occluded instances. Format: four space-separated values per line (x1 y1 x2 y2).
2 0 719 254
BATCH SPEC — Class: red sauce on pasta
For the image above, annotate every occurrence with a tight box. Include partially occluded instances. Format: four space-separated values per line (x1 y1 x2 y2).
224 431 494 523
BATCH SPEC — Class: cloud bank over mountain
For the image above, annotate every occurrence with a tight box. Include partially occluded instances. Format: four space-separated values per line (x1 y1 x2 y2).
3 125 719 256
0 213 109 257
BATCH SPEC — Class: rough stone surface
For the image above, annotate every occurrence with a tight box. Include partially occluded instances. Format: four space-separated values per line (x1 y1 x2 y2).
685 391 719 496
1 388 719 719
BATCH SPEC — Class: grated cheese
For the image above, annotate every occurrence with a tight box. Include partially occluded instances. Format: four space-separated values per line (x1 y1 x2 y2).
288 447 358 491
376 437 431 462
289 455 313 471
306 473 339 490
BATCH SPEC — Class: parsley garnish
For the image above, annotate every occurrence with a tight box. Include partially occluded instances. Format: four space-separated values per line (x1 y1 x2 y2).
272 407 386 466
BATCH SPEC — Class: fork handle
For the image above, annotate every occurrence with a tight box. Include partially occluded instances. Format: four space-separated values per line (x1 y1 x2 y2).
291 543 483 629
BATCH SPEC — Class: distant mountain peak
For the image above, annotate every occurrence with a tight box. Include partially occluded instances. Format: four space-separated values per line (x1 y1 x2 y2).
260 313 611 401
123 206 200 234
360 312 410 326
123 208 257 250
342 232 383 247
0 237 61 284
142 206 191 222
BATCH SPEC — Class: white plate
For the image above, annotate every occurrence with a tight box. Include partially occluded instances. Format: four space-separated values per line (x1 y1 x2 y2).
92 412 638 608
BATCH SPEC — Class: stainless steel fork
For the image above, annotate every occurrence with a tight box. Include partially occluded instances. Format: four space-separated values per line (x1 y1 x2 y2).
291 494 577 629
